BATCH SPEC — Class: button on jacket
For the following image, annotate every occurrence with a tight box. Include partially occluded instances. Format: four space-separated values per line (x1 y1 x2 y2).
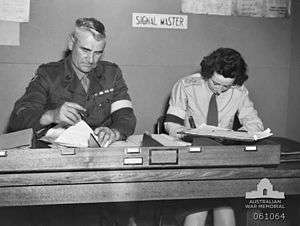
8 56 136 138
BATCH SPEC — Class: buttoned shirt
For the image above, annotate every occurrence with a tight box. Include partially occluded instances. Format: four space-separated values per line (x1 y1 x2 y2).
8 56 136 138
164 73 264 136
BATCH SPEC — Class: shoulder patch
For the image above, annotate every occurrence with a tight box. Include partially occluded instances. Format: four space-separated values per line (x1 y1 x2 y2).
30 71 39 82
40 59 64 68
232 85 249 95
182 75 203 86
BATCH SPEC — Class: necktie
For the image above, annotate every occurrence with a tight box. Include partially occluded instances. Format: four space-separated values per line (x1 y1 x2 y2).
207 93 218 126
81 75 89 93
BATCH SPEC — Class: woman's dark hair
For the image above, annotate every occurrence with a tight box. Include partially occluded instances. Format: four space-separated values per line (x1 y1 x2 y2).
200 48 248 86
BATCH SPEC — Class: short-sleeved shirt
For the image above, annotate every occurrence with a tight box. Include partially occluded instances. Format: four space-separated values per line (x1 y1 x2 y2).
165 73 263 136
8 55 136 138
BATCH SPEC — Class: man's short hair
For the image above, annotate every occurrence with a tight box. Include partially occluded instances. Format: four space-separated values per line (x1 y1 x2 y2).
200 48 248 86
73 17 106 41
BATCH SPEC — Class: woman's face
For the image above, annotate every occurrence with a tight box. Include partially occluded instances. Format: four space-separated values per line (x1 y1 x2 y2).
207 72 234 94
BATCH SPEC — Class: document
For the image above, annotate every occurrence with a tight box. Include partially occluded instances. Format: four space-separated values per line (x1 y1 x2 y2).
181 0 290 18
0 21 20 46
41 120 94 148
0 0 30 22
42 127 191 148
182 124 273 142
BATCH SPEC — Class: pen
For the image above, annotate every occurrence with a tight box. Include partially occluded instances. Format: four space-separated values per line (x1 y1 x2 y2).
189 116 196 129
79 111 87 121
90 133 101 147
102 140 110 148
35 123 56 139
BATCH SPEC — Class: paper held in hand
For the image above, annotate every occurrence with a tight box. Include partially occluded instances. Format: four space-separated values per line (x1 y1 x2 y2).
41 120 94 147
181 124 273 142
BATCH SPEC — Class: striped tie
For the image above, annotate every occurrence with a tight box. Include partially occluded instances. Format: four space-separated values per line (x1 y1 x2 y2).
207 93 218 126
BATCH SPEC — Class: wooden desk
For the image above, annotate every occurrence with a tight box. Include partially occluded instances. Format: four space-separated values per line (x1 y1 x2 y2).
0 137 299 207
0 165 299 207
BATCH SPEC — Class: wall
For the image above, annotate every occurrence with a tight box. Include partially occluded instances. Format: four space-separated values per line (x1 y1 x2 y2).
0 0 296 139
287 1 300 141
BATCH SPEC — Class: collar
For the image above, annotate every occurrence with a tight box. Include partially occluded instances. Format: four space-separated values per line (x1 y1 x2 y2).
62 55 106 94
64 55 88 81
63 55 76 81
72 64 87 81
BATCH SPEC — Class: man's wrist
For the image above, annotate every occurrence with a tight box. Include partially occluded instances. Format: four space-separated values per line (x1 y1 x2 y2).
39 110 55 125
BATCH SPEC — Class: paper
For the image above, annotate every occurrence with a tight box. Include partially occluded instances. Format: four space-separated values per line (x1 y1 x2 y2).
126 135 143 146
54 120 94 147
182 0 232 16
235 0 290 17
41 121 94 148
265 0 291 18
236 0 265 17
117 134 191 147
182 124 273 141
0 20 20 46
181 0 290 18
40 125 66 143
0 0 30 22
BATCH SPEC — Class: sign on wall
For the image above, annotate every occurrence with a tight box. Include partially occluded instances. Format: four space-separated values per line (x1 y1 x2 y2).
0 0 30 46
181 0 291 18
132 13 188 29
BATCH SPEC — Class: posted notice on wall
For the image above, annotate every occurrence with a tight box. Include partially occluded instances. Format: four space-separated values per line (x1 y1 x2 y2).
132 13 188 29
181 0 291 18
0 20 20 46
0 0 30 22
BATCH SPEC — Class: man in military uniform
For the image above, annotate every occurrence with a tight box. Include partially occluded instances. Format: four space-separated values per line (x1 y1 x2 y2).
8 17 136 147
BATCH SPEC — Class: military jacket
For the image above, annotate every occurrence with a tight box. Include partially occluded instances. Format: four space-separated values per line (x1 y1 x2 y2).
8 56 136 138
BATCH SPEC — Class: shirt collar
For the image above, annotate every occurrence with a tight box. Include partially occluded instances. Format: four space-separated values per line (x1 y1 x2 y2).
72 64 87 81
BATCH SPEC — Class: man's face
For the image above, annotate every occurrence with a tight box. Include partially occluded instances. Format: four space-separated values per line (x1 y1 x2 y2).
70 30 106 73
207 72 234 94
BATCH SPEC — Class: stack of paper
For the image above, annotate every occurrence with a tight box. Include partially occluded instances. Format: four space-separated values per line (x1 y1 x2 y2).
183 124 273 142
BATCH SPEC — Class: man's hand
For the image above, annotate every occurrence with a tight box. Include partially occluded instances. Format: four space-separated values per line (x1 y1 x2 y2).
91 127 121 147
40 102 86 126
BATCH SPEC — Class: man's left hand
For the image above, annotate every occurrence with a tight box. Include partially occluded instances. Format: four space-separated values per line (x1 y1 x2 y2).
92 127 121 147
